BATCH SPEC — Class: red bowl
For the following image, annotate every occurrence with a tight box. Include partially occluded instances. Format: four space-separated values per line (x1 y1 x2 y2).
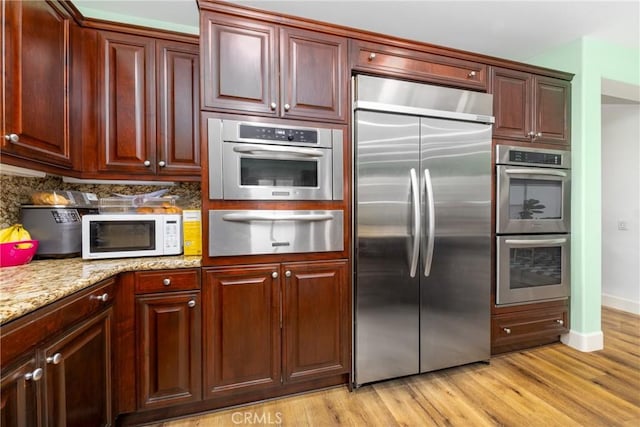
0 240 39 267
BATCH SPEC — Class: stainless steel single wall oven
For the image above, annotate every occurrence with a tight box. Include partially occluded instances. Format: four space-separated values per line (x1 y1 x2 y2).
208 118 343 201
495 145 571 306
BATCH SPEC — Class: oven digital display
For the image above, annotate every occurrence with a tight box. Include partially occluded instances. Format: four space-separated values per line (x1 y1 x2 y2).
239 124 318 144
509 150 561 165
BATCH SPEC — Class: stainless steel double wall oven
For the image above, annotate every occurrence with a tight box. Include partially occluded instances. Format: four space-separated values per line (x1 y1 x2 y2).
495 145 571 305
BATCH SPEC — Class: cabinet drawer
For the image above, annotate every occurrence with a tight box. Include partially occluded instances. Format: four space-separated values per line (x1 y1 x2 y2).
135 269 200 294
350 40 487 90
492 307 568 348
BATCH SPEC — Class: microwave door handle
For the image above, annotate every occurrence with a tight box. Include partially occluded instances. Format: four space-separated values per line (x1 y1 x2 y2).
232 145 325 158
504 168 567 177
222 212 334 222
423 168 436 277
408 168 420 278
505 238 567 245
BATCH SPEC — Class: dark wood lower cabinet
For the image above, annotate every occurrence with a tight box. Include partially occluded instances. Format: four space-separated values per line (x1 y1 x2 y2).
136 291 202 409
0 357 42 427
43 309 113 427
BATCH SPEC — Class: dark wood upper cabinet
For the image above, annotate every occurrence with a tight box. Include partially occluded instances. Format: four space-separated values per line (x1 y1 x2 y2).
0 357 42 427
282 260 350 383
43 309 113 427
491 67 570 146
202 265 282 398
1 0 73 168
201 12 347 123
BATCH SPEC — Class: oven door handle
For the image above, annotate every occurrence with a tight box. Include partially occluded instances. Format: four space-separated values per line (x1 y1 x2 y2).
222 212 334 222
505 238 567 245
504 168 567 177
232 145 325 158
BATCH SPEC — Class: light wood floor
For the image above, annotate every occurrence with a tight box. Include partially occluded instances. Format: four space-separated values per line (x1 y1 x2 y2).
148 307 640 426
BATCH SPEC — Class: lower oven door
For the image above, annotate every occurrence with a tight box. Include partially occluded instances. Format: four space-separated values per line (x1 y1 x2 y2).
209 210 344 256
497 234 570 305
496 165 570 234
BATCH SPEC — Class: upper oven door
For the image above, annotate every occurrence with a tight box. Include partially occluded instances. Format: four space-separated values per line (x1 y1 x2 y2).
220 141 332 200
497 164 570 234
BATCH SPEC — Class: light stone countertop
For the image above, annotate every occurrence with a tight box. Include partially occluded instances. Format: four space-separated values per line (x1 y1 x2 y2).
0 255 201 325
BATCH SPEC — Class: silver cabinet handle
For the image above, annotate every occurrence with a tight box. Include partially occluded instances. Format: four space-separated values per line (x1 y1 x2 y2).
232 144 325 158
222 212 333 222
90 293 109 302
270 102 277 110
158 160 166 167
163 278 171 286
46 353 62 365
188 299 196 308
272 271 278 279
504 168 567 177
368 52 376 61
468 71 477 77
4 133 19 142
556 319 564 326
503 327 512 335
423 168 436 277
25 368 43 381
285 270 292 278
408 168 420 279
284 103 291 111
143 160 151 167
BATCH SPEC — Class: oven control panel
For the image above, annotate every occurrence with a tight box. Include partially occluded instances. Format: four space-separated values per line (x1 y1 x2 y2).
239 124 318 144
509 150 562 166
496 145 570 169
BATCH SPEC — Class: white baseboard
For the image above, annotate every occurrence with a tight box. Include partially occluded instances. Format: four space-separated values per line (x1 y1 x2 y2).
602 293 640 315
561 330 604 352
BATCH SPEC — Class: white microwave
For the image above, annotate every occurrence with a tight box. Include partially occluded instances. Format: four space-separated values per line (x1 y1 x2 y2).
82 214 183 260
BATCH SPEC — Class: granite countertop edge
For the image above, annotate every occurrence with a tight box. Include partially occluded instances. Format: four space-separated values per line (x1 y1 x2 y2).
0 255 202 325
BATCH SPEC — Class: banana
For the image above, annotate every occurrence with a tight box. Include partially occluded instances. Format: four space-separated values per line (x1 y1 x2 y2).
0 224 32 243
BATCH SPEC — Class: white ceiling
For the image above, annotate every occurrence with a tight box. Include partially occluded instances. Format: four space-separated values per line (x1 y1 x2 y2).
72 0 639 62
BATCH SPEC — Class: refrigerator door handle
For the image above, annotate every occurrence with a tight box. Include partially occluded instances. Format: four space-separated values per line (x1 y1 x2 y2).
409 168 421 278
423 168 436 277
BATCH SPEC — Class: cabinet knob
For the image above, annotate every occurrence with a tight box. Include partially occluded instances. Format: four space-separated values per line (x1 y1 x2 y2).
90 293 109 302
163 278 171 286
24 368 43 382
188 299 196 308
270 102 277 110
285 270 292 278
272 272 278 279
46 353 62 365
158 160 166 167
527 131 536 138
143 160 151 167
503 327 512 335
368 52 376 61
468 71 477 78
536 132 543 138
4 133 19 143
284 104 291 111
556 319 564 326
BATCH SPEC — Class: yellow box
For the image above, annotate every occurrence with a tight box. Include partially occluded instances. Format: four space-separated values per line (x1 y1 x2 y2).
182 210 202 256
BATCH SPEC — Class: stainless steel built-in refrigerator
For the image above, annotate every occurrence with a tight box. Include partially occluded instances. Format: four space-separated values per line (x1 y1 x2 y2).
353 75 494 386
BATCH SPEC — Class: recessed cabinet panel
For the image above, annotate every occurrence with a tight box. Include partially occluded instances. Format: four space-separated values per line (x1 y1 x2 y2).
491 68 532 140
2 0 72 168
535 77 571 144
0 357 41 427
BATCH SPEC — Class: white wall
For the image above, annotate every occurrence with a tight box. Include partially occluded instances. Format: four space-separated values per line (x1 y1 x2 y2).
601 103 640 314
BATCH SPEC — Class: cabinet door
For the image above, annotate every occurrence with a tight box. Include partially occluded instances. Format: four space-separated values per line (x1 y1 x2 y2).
156 40 201 176
282 260 350 383
280 28 348 122
136 291 201 409
203 265 281 398
98 31 156 174
491 67 532 141
43 309 112 427
1 0 72 168
201 12 278 115
534 76 571 145
0 357 42 427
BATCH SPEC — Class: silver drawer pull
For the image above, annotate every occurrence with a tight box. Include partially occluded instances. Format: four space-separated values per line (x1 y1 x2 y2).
25 368 43 381
47 353 62 365
556 319 564 326
90 293 109 302
503 327 512 335
163 278 171 286
188 300 196 308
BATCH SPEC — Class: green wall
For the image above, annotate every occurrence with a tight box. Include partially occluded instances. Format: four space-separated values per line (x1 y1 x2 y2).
528 38 640 337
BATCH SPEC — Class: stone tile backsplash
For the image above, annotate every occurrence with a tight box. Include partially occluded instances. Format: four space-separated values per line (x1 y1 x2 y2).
0 174 201 228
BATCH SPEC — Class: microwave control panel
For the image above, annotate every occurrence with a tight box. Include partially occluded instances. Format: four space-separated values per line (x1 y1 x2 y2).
239 124 318 144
